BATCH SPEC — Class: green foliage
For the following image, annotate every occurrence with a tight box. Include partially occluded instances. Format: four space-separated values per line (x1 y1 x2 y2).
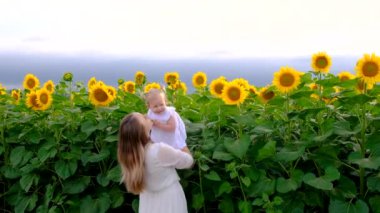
1 73 380 212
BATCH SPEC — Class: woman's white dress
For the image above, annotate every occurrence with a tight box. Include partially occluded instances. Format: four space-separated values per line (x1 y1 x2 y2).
138 142 194 213
147 106 187 150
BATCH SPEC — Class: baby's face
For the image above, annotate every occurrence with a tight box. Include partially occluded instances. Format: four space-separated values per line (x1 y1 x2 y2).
148 95 166 114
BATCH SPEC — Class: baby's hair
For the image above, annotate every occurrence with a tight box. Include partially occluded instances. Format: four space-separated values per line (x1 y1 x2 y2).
145 88 167 105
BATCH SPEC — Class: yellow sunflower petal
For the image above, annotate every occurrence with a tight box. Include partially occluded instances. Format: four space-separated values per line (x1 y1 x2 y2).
164 72 180 85
311 52 332 73
337 71 355 82
258 86 275 103
26 91 42 110
135 71 146 85
221 82 248 105
37 88 53 110
209 77 227 98
23 74 40 90
43 80 55 94
144 82 161 93
192 71 207 88
87 77 97 90
123 81 136 94
355 53 380 85
273 66 301 93
89 83 113 106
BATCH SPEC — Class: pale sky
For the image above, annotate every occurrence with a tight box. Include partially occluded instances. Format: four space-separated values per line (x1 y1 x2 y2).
1 0 379 58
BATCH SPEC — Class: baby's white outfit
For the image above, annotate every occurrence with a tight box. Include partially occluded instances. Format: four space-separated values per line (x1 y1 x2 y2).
147 106 187 149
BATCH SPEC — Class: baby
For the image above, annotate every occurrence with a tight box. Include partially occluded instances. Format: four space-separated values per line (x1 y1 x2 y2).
145 88 187 150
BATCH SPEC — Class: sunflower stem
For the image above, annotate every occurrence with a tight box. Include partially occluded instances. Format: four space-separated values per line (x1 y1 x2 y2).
285 93 290 144
198 160 206 213
318 72 323 107
236 169 247 202
1 108 7 164
238 104 243 137
359 83 368 198
70 81 74 108
218 105 221 138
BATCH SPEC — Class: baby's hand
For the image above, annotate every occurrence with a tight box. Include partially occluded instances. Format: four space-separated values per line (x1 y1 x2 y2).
152 120 160 126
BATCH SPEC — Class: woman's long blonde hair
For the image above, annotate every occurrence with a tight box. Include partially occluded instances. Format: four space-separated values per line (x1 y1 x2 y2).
118 113 150 194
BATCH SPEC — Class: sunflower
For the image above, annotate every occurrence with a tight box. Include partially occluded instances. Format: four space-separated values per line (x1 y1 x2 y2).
164 72 180 85
123 81 136 94
258 86 275 103
117 79 124 86
107 86 117 100
26 91 42 110
273 66 301 93
308 83 320 90
37 88 53 110
89 83 113 106
176 82 187 94
23 74 40 90
231 78 250 90
248 85 257 95
63 72 73 82
209 77 227 98
322 97 337 105
311 52 332 73
43 80 55 94
337 71 355 82
192 72 207 88
170 81 187 94
135 71 146 86
310 93 320 100
0 84 6 95
356 79 374 93
355 53 380 85
11 89 21 103
168 80 178 90
221 82 248 105
87 77 97 90
144 82 161 93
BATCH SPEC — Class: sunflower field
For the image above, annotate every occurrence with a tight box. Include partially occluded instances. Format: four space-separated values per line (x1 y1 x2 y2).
1 52 380 213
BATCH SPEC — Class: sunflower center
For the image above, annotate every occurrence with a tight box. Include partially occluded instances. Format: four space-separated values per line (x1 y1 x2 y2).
40 93 48 104
340 76 350 81
263 91 275 100
362 62 379 77
13 93 19 100
249 88 256 94
94 89 108 102
196 76 205 85
215 83 224 94
279 73 295 87
31 95 39 107
227 87 241 101
46 85 52 91
127 85 134 92
136 75 144 81
316 57 328 69
27 79 36 88
168 76 176 83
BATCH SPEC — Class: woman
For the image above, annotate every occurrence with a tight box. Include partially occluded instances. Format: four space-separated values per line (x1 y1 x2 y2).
117 112 194 213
